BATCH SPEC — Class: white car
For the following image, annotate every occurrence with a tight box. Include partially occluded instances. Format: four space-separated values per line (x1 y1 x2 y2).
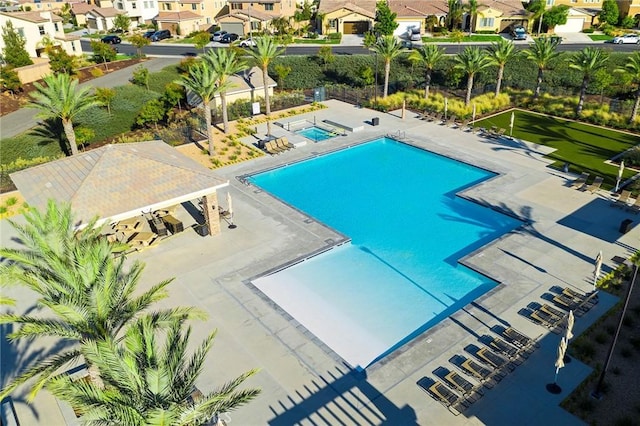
612 33 640 44
238 38 257 47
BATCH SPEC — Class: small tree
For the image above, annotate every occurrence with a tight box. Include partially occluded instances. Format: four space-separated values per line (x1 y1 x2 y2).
95 87 116 115
129 33 150 57
543 5 569 32
136 99 165 130
113 14 131 33
274 64 291 88
131 65 150 90
359 66 375 87
47 48 76 75
425 15 438 32
446 0 463 30
90 40 117 70
193 31 210 53
599 0 619 26
2 21 33 67
162 82 184 110
374 1 398 36
0 65 21 98
363 31 377 48
464 0 479 36
74 126 95 149
317 45 335 70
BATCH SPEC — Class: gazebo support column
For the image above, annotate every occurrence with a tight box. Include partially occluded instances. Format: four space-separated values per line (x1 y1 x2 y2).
203 192 221 236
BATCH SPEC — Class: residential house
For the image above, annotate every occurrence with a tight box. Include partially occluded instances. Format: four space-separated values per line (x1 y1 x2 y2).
316 1 375 35
0 10 81 57
16 0 67 12
216 0 296 35
537 0 601 31
155 0 219 34
617 0 640 23
84 6 120 30
112 0 158 26
473 0 531 33
389 0 448 37
70 1 94 26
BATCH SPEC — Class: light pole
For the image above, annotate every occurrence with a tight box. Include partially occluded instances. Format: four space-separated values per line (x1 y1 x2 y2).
374 51 378 110
591 263 638 399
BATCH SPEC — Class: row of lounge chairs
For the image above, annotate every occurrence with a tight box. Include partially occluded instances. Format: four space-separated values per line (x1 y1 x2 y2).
417 324 539 415
570 173 603 193
522 286 598 331
416 111 472 131
263 137 295 155
611 190 640 212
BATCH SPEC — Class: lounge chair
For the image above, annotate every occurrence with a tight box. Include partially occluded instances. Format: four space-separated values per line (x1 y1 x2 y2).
626 196 640 214
585 176 603 193
530 308 561 328
480 335 523 360
416 377 467 415
445 115 457 126
553 293 589 316
264 141 284 155
439 368 481 398
563 287 598 307
449 354 501 385
418 111 432 120
570 172 590 189
274 138 292 151
612 190 632 208
471 346 515 372
541 304 566 319
491 325 539 354
458 119 470 130
280 137 295 149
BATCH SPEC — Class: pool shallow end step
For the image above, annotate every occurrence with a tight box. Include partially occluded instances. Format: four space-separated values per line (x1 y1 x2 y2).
323 119 364 133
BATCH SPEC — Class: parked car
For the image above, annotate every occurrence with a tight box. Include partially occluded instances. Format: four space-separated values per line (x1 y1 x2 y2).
101 35 121 44
612 33 640 44
142 30 157 39
408 28 421 42
239 38 256 47
220 33 239 43
509 25 527 41
211 30 228 42
150 30 171 42
400 40 414 49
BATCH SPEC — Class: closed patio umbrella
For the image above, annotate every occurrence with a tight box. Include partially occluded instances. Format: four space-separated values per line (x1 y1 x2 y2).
472 103 476 126
594 250 603 290
566 310 575 341
226 191 233 217
444 97 448 120
615 161 625 193
548 336 567 393
509 111 515 137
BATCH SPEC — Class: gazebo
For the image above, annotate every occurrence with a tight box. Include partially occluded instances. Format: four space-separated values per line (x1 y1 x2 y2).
10 141 229 236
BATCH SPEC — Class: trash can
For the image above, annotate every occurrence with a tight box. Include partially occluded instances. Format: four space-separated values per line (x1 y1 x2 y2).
372 117 380 126
620 219 633 234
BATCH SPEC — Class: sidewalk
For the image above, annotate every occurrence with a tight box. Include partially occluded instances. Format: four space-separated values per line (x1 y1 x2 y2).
0 57 179 140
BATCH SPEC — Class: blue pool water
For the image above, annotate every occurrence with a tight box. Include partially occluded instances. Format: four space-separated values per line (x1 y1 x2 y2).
250 138 520 368
296 126 337 141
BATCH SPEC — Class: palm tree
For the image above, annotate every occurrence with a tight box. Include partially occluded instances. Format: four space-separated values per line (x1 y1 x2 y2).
175 61 220 156
615 52 640 123
371 35 404 98
408 44 445 99
245 36 285 136
27 73 100 156
204 49 248 134
464 0 479 36
524 37 561 100
569 47 609 116
454 46 492 105
47 316 260 426
0 200 201 401
486 38 519 96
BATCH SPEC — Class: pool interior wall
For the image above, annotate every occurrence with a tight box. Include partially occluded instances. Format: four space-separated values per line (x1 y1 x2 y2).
250 138 521 369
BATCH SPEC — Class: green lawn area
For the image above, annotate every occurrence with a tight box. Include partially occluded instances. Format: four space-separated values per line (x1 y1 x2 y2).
475 110 640 188
588 34 612 41
423 35 502 43
293 38 340 44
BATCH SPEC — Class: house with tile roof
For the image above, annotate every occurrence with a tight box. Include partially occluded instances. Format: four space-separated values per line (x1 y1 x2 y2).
389 0 448 37
316 0 375 35
84 6 120 30
155 0 219 34
16 0 68 13
216 0 296 35
617 0 640 24
472 0 531 33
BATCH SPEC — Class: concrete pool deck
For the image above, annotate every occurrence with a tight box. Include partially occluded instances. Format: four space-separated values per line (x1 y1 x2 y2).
1 100 638 425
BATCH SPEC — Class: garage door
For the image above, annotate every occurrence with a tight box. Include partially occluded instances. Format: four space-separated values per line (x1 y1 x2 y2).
394 21 421 37
343 21 369 34
220 22 245 36
555 18 584 33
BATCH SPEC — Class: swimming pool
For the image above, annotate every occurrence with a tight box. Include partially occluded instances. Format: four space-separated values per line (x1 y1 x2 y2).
296 126 338 141
250 138 520 369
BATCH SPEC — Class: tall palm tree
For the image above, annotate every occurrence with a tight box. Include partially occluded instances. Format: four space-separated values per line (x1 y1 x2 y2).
245 36 285 136
204 49 248 134
464 0 479 36
0 200 201 401
454 46 492 105
615 52 640 123
176 61 220 156
27 73 100 156
486 38 518 96
524 37 561 100
408 44 445 99
371 35 404 98
47 316 261 426
569 47 609 116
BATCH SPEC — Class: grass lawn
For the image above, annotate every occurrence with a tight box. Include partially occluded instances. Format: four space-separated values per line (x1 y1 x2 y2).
588 34 613 41
293 38 340 44
423 35 502 43
475 110 640 188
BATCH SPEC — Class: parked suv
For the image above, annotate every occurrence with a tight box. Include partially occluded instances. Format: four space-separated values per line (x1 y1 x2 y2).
211 30 227 42
142 30 157 39
150 30 171 41
101 35 121 44
408 28 421 41
509 25 527 41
